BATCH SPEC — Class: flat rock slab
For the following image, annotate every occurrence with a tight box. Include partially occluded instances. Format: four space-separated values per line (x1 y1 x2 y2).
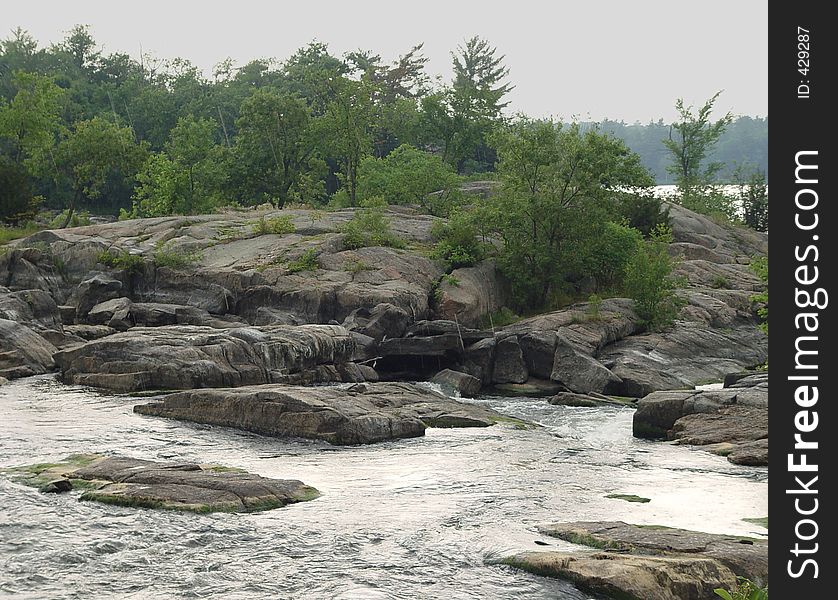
54 324 356 392
135 382 512 445
505 521 767 600
4 454 318 513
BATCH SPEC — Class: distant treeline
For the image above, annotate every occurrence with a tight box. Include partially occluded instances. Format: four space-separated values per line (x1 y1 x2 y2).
595 117 768 184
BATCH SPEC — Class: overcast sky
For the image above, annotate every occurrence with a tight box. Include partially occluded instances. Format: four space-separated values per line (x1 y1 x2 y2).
2 0 767 123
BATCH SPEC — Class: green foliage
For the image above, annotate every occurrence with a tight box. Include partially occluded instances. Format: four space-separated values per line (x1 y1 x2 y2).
486 118 654 309
132 115 225 217
152 243 202 269
97 249 145 273
714 577 768 600
583 222 644 290
357 144 462 215
664 91 734 194
341 197 405 250
735 166 768 232
233 90 316 207
750 256 768 335
49 209 90 229
286 248 319 273
252 214 297 236
56 117 147 226
430 211 484 269
586 294 603 321
0 155 40 223
0 221 40 244
711 275 730 289
624 225 684 331
618 192 671 237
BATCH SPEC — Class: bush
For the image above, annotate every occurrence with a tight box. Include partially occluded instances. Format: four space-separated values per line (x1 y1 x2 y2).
619 192 671 237
152 243 202 270
623 225 684 331
286 248 319 273
714 577 768 600
252 214 297 235
341 197 405 250
356 144 462 216
0 156 39 224
49 210 91 229
586 294 603 321
583 222 643 290
750 256 768 335
430 210 485 270
679 185 738 223
97 249 146 273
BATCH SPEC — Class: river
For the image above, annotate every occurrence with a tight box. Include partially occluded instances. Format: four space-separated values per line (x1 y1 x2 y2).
0 376 767 599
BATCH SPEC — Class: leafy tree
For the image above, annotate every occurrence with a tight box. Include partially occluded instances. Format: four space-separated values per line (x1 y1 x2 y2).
664 92 733 191
618 191 671 237
132 115 226 216
452 36 513 117
320 76 377 205
55 117 146 226
486 119 654 308
430 209 485 269
233 90 316 207
0 155 39 223
356 144 461 215
663 92 736 217
0 71 64 172
735 165 768 232
624 225 684 331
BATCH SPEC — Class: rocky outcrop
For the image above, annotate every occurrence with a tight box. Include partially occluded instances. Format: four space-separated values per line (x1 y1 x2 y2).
505 521 767 600
6 454 317 513
54 324 358 392
134 382 508 445
0 318 57 378
633 373 768 465
434 260 510 326
342 302 410 341
430 369 481 397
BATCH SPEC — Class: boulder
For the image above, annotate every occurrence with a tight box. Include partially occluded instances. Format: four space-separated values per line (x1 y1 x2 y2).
507 521 767 600
460 337 496 384
72 273 123 321
87 298 219 330
54 324 357 392
633 378 768 465
9 454 317 513
342 302 410 341
550 333 622 394
492 335 527 384
430 369 482 397
434 260 510 327
0 319 57 379
0 287 62 331
134 382 506 445
405 320 492 344
379 334 462 357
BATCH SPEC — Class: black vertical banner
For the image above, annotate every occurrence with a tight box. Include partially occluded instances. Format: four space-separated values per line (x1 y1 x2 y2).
771 3 834 596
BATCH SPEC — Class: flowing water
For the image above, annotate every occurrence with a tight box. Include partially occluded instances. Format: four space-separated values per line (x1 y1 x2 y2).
0 376 767 599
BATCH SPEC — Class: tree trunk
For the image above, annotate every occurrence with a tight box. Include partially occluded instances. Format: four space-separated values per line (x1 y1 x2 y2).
60 190 80 229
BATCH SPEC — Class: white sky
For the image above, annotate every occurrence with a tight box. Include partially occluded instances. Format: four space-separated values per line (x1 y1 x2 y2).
1 0 767 123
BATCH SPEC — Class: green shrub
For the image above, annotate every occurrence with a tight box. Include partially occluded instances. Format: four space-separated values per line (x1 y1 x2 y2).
152 243 202 269
252 214 296 235
714 577 768 600
619 192 671 237
623 225 684 331
49 210 91 229
357 144 463 216
586 294 603 321
286 248 319 273
711 275 730 289
341 197 405 250
97 249 146 273
430 211 485 270
750 256 768 335
583 222 643 290
0 156 40 224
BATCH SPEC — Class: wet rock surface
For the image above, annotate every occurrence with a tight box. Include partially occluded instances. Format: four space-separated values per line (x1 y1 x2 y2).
5 454 318 513
134 382 508 445
506 521 767 600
